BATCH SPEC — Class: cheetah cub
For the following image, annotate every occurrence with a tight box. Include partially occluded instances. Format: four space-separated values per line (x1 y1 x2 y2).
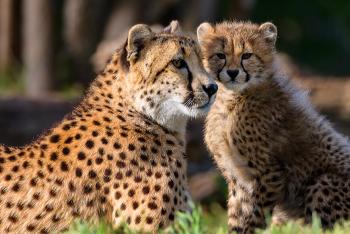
198 21 350 233
0 21 217 233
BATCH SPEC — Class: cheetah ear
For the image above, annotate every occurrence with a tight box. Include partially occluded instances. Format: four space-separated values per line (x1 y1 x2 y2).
127 24 154 62
163 20 182 35
197 22 214 46
259 22 277 45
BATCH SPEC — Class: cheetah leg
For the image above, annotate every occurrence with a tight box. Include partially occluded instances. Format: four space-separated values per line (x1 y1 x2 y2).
304 174 350 229
227 180 266 234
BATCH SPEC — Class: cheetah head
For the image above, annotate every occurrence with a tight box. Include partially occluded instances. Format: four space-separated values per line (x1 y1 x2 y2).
197 21 277 93
121 21 217 131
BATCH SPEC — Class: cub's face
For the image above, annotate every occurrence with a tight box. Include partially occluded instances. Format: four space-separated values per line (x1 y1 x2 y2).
123 21 217 124
197 21 277 92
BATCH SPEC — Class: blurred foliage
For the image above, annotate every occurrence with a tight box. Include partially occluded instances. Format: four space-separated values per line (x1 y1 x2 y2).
201 176 228 207
0 66 24 96
253 0 350 75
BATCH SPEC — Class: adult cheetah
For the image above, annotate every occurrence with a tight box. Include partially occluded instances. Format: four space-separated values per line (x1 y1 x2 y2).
0 21 217 233
197 21 350 233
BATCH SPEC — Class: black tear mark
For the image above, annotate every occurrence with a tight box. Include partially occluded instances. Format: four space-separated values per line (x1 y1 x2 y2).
183 63 195 105
181 47 185 54
186 64 193 93
240 59 250 82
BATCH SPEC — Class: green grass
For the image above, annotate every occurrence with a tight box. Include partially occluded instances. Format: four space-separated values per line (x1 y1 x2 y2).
64 203 350 234
0 67 24 96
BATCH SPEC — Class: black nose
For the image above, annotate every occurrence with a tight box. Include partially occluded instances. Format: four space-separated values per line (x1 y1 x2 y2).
203 83 218 98
227 69 239 80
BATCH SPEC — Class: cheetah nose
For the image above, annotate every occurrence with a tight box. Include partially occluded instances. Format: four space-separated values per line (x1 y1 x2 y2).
227 69 239 80
203 83 218 98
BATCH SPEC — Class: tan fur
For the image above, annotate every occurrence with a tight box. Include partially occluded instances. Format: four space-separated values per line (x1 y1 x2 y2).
199 21 350 233
0 22 216 233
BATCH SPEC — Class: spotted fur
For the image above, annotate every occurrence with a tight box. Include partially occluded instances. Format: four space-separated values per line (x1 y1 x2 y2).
198 21 350 233
0 21 216 233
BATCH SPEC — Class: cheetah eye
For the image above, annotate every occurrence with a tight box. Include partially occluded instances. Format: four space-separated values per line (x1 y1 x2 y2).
215 53 226 60
242 53 253 60
172 59 187 69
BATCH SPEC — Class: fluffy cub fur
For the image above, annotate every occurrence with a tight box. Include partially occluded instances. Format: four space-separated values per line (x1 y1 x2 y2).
198 21 350 233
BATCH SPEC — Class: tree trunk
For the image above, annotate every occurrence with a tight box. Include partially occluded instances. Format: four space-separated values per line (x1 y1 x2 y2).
23 0 53 98
0 0 14 70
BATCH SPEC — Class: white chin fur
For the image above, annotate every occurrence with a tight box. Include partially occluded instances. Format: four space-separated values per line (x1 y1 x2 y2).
135 95 214 134
169 99 212 119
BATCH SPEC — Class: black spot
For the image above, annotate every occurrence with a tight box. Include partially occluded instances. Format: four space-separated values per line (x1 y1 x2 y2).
163 194 170 202
83 185 93 194
64 137 73 144
115 191 122 199
40 144 48 150
151 147 158 154
119 152 127 160
138 137 146 143
50 134 60 143
12 183 21 192
117 115 126 122
101 138 108 145
128 144 136 151
113 142 121 149
79 125 87 131
30 178 37 186
116 161 126 168
148 202 158 210
85 140 94 149
96 157 103 164
62 147 70 155
75 168 83 177
49 189 57 197
115 172 123 180
5 174 12 181
168 180 174 188
128 189 135 197
140 154 148 161
8 155 16 161
142 186 150 194
93 120 101 126
134 176 142 183
60 161 69 171
88 170 97 179
62 124 70 131
77 152 86 160
50 152 58 161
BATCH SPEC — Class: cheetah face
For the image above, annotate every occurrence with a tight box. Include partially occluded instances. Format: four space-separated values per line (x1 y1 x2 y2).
197 21 277 92
122 21 217 129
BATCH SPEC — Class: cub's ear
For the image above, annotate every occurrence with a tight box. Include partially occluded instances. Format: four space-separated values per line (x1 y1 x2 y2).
163 20 182 35
197 22 214 46
127 24 153 62
259 22 277 45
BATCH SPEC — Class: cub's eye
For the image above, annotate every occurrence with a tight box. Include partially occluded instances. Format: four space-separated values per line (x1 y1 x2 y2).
172 59 187 69
242 53 253 60
215 53 226 60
